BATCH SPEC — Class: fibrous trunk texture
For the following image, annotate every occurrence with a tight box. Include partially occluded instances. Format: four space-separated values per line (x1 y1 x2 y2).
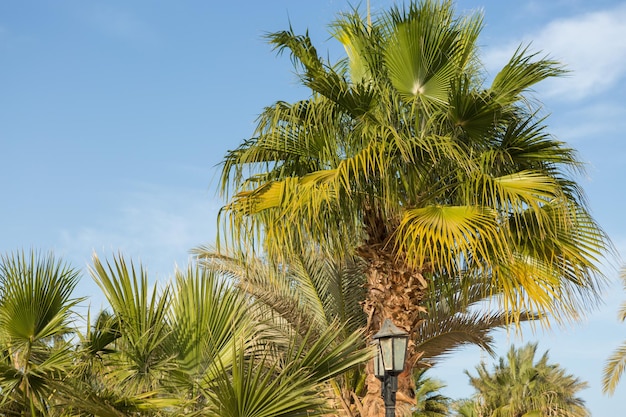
358 244 429 417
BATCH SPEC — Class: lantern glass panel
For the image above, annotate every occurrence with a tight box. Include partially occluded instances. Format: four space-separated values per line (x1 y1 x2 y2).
393 336 408 371
379 337 393 371
373 342 384 378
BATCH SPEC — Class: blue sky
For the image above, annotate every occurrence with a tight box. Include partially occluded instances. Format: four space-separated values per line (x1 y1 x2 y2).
1 0 625 415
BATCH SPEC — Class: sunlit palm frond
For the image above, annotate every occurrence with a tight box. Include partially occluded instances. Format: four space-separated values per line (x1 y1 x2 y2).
202 322 372 417
0 250 80 343
395 205 504 271
203 345 328 417
286 323 374 385
194 247 327 339
54 380 178 417
383 0 481 105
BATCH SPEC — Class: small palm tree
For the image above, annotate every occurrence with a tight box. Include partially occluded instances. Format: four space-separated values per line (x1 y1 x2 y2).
602 267 626 395
466 343 590 417
0 250 81 416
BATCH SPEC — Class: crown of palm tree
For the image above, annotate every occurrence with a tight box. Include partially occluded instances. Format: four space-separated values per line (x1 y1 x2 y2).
219 0 611 333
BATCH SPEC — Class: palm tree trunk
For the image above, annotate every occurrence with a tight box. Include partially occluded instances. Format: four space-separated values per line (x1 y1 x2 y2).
358 245 429 417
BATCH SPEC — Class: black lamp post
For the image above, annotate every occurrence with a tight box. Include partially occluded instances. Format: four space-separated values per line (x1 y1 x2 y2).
372 318 409 417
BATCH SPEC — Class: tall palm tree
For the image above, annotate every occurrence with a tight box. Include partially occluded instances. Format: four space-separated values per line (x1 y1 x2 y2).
218 0 610 413
0 250 81 416
602 267 626 395
465 343 590 417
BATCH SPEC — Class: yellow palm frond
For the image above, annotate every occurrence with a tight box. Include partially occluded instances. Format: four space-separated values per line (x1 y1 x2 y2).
395 205 504 270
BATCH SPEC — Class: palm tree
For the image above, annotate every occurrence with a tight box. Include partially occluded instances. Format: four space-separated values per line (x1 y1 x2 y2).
465 343 589 417
218 0 610 413
602 267 626 395
0 250 81 416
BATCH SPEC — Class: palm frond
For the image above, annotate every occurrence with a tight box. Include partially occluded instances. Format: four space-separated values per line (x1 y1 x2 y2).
89 253 176 393
395 205 504 271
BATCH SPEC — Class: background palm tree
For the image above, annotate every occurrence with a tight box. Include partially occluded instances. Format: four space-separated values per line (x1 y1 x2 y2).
602 266 626 395
218 1 610 413
465 343 590 417
0 250 81 416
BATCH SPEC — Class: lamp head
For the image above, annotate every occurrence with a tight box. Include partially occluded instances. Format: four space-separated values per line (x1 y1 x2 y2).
372 318 409 374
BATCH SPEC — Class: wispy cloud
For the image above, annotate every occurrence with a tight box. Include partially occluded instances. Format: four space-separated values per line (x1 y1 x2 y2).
483 3 626 101
58 183 218 280
549 100 626 143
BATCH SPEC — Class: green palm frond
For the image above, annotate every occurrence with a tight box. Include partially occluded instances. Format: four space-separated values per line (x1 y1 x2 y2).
412 369 450 417
89 253 176 393
416 311 514 364
267 29 375 119
202 322 372 417
0 250 80 342
285 323 373 385
490 45 566 107
54 380 178 417
0 250 81 414
195 246 367 340
383 0 482 105
204 345 327 417
417 274 538 363
168 264 256 392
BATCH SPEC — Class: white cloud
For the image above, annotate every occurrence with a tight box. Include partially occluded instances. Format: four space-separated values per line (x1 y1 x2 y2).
483 3 626 101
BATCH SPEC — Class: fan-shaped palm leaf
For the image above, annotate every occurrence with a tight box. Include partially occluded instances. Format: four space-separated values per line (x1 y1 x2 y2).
0 250 81 414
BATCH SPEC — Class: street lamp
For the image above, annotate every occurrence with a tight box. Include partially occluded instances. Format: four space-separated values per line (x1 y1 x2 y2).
372 318 409 417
